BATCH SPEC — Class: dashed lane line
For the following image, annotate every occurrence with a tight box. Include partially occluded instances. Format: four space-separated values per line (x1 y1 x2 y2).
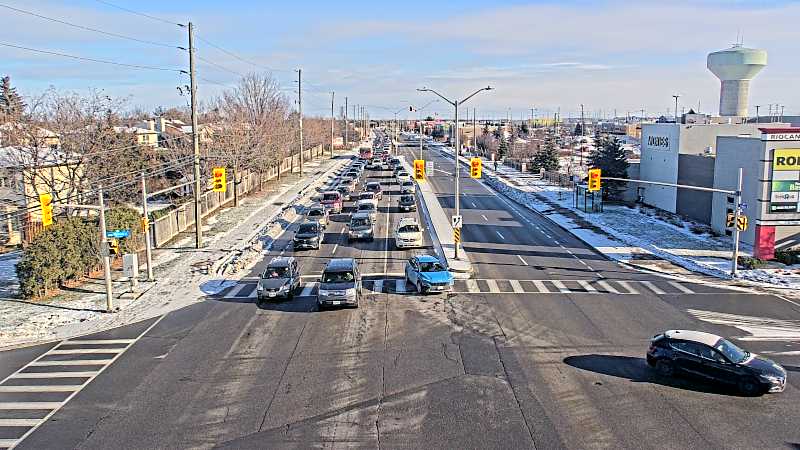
517 255 529 266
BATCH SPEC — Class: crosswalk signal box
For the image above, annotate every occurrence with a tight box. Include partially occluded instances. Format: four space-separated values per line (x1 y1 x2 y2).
470 158 482 178
212 167 227 192
588 168 601 191
414 159 425 180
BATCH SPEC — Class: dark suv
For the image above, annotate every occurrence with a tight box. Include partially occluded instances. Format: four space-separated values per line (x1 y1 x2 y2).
293 221 323 250
647 329 787 395
398 194 416 212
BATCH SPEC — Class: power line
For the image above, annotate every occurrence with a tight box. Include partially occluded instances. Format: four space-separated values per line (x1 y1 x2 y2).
195 54 245 78
0 3 179 49
93 0 182 27
193 33 292 73
0 41 183 73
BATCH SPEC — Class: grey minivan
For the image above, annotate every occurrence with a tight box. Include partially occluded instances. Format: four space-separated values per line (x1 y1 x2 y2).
257 256 301 301
317 258 361 309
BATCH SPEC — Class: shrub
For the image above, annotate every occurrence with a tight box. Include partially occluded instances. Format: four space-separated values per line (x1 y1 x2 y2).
737 256 766 270
774 250 800 266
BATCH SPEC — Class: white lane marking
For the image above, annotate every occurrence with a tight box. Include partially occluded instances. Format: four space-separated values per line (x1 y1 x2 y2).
300 282 317 297
466 279 480 293
331 244 338 255
10 372 97 379
641 281 666 295
363 272 405 278
486 279 500 293
532 280 550 293
617 281 640 295
63 339 134 345
544 234 552 239
48 348 124 355
688 309 800 342
374 279 384 293
396 279 407 293
225 283 250 298
509 280 524 293
29 359 114 366
554 240 561 245
597 281 621 294
0 439 21 448
0 385 82 393
0 419 41 427
552 280 571 293
496 231 505 240
482 214 488 221
668 281 695 294
517 255 529 266
578 260 588 266
577 280 597 292
0 402 64 410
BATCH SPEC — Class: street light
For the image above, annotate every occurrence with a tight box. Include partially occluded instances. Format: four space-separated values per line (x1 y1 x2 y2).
409 99 439 160
417 85 493 259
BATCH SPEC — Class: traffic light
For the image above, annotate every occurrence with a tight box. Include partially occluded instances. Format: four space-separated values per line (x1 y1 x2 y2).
588 168 601 191
108 238 120 255
470 157 482 178
39 193 53 227
414 159 425 180
212 167 226 192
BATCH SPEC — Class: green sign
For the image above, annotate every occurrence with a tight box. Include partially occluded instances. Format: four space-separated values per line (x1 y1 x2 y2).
772 180 800 192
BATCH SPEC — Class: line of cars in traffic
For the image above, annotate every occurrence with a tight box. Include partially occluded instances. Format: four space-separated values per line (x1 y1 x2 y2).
256 132 453 309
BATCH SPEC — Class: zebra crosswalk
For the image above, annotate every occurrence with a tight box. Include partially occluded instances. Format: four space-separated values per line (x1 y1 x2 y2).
214 278 709 298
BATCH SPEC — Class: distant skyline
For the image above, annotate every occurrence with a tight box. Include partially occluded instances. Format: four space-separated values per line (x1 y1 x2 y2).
2 0 798 120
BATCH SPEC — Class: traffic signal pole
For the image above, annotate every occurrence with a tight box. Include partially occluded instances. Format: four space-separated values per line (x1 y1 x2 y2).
188 21 202 249
97 186 114 312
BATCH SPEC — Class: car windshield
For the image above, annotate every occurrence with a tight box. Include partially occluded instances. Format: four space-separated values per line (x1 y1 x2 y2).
399 225 419 233
322 271 355 284
308 209 323 217
419 261 445 272
351 218 370 227
322 193 339 201
361 193 375 200
298 224 319 233
714 338 749 363
400 195 414 203
263 266 288 279
402 182 413 186
368 184 380 191
358 203 375 211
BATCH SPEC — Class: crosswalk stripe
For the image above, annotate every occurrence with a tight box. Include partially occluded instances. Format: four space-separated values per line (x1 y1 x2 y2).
0 402 64 410
640 281 666 295
48 348 124 355
396 279 407 293
509 279 524 293
596 281 620 294
577 280 597 292
300 282 317 297
11 372 97 379
532 280 550 293
466 279 480 293
29 359 113 366
225 283 250 298
62 339 134 345
617 281 640 294
0 419 40 426
0 439 20 448
668 281 695 294
551 280 571 293
0 385 82 393
373 279 383 293
486 279 500 293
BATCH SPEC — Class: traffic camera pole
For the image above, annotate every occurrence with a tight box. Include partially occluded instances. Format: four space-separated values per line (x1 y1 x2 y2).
188 21 202 249
731 168 743 278
141 173 154 281
98 186 114 312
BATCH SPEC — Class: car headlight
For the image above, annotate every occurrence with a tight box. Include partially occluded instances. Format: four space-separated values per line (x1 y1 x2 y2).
257 285 264 291
345 288 357 297
758 373 782 382
319 290 331 297
278 284 288 292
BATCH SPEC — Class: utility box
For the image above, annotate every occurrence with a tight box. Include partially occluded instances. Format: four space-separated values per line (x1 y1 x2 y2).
123 253 139 279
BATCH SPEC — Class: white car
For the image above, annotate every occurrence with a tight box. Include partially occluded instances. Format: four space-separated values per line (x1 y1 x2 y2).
396 171 411 183
394 217 424 249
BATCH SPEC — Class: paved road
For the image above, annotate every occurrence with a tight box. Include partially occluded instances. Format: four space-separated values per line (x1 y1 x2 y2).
0 135 798 449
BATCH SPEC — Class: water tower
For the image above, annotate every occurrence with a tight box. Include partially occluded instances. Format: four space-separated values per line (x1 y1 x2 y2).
707 45 767 117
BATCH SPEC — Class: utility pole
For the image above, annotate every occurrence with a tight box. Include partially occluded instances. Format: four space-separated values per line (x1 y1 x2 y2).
297 68 304 175
344 96 349 149
330 91 335 157
188 21 202 249
141 173 154 281
98 186 113 312
473 107 477 154
755 105 760 124
731 168 743 278
673 94 680 123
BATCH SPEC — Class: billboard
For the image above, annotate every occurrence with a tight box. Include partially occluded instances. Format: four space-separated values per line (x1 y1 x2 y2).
769 149 800 212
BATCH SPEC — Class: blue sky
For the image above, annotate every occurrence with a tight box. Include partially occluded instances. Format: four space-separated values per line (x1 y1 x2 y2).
2 0 798 120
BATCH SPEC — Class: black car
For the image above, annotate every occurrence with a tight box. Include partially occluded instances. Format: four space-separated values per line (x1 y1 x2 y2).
293 221 323 250
647 329 787 395
398 194 416 212
257 257 301 301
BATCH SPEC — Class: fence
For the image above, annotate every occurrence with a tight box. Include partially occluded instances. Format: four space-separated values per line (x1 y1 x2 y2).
152 145 325 248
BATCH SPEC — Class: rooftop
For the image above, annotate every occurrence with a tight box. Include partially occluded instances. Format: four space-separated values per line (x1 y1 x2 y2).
665 329 722 346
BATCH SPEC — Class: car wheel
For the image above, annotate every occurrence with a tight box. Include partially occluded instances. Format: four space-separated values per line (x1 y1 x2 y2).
654 359 674 377
738 377 762 396
416 281 423 294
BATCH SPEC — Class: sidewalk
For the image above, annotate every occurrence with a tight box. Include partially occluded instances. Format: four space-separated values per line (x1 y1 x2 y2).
0 152 351 350
437 147 800 292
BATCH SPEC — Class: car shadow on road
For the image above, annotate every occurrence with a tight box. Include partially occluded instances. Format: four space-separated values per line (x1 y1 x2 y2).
784 365 800 373
256 295 317 313
563 354 748 396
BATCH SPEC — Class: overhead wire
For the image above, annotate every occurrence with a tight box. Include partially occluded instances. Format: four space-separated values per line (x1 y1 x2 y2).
93 0 183 27
0 3 179 49
0 42 183 73
193 33 292 73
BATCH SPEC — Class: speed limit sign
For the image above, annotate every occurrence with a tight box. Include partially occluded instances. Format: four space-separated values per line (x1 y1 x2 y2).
451 215 463 229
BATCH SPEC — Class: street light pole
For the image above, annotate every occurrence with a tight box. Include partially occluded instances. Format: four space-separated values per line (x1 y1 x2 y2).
417 86 493 260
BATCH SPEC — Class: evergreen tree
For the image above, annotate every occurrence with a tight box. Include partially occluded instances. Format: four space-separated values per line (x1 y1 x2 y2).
534 141 560 172
574 123 583 136
498 137 509 157
0 76 26 122
588 136 629 200
493 127 502 139
520 122 529 136
482 122 490 135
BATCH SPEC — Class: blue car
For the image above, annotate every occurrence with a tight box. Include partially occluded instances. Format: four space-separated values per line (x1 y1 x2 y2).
405 255 454 294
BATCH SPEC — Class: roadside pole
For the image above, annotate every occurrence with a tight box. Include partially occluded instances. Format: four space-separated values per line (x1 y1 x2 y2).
330 91 335 158
344 96 349 150
141 173 154 281
454 99 460 259
731 168 743 278
97 186 114 312
188 21 202 249
297 68 304 176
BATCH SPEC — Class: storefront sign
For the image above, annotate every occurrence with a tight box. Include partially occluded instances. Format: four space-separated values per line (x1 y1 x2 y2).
771 180 800 192
646 135 670 149
770 203 797 213
772 149 800 170
770 191 799 203
763 133 800 141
